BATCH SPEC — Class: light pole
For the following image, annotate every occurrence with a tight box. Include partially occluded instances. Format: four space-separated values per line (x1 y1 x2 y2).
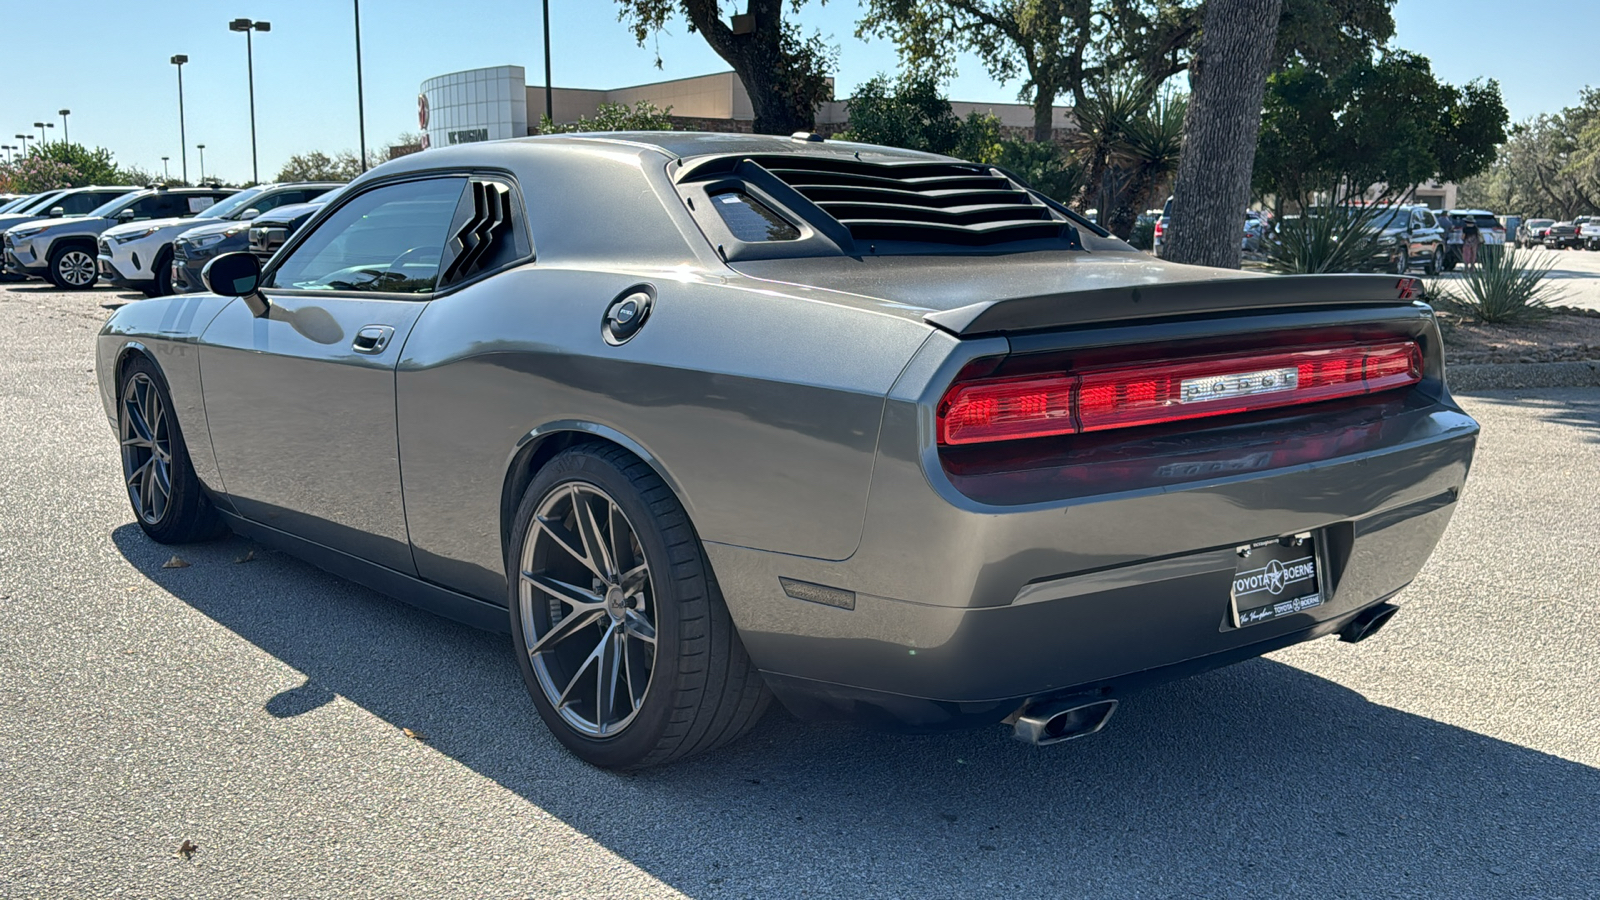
197 144 207 182
171 55 189 183
1 145 11 164
161 157 170 180
59 110 70 144
229 17 270 183
543 0 553 124
34 122 53 144
353 0 367 171
15 134 32 155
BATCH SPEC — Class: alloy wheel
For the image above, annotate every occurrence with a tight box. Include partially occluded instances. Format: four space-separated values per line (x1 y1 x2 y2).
1395 250 1409 274
518 483 657 738
57 250 96 287
120 373 172 525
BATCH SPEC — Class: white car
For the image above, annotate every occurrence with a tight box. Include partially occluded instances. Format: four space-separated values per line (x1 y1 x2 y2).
98 182 340 297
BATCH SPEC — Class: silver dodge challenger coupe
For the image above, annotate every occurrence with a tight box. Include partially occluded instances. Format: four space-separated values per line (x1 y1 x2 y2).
97 133 1479 769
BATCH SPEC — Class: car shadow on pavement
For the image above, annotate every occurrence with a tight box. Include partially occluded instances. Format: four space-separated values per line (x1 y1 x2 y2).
1471 390 1600 444
112 524 1600 898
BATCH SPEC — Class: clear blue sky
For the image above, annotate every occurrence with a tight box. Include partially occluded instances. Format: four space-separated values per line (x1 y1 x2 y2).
1 0 1594 185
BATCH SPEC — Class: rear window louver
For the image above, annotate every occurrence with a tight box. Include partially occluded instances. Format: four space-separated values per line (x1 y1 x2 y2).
693 155 1070 247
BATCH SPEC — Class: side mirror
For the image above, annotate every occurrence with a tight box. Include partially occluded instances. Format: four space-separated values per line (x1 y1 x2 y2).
202 252 270 317
48 206 65 217
117 209 137 222
239 208 261 220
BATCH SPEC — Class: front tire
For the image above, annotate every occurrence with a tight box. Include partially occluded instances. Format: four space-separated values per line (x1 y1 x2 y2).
508 444 770 770
49 244 98 290
1394 248 1409 274
118 356 227 543
1424 246 1442 276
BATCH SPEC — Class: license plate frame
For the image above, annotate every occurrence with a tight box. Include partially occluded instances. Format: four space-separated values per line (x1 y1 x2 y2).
1229 533 1324 628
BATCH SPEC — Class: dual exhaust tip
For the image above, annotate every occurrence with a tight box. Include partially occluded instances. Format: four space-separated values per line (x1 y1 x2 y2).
1012 603 1400 746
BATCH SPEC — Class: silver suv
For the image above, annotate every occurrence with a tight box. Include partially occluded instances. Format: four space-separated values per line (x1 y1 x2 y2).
3 186 234 289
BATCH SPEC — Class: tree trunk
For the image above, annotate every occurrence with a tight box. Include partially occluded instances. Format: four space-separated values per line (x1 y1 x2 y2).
1033 90 1056 143
1164 0 1283 269
680 0 819 135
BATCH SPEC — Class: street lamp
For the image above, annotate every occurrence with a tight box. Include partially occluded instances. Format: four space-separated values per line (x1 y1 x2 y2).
33 122 54 144
59 110 70 145
161 157 170 180
15 134 32 155
197 144 207 182
543 0 553 124
171 55 190 183
229 17 270 183
353 0 367 172
1 145 11 164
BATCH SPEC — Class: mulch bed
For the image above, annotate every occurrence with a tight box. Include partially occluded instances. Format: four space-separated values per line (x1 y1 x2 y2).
1437 307 1600 365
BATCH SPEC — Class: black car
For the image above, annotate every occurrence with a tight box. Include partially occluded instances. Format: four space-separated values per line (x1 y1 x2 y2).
1368 205 1446 274
172 188 341 293
1544 222 1581 250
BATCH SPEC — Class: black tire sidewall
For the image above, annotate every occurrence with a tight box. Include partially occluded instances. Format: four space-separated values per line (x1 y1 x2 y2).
507 448 699 769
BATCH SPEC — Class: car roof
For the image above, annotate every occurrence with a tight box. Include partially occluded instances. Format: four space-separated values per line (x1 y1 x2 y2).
1446 209 1495 216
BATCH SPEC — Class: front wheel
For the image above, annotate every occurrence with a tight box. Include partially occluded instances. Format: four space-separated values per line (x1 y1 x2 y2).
49 244 98 290
508 444 770 770
118 357 227 543
1394 249 1409 274
1424 246 1442 276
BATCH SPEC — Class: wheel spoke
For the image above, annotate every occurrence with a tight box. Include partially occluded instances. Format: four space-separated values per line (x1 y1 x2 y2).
595 627 624 731
522 569 603 610
620 562 649 596
535 512 602 581
126 458 152 488
527 607 605 657
622 609 656 644
572 487 615 581
555 621 614 707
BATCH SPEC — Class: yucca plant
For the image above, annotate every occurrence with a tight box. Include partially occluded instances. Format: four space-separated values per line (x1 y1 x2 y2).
1430 247 1562 324
1264 204 1386 274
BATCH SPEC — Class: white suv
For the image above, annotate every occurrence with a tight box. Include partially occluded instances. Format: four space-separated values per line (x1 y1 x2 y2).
98 182 340 296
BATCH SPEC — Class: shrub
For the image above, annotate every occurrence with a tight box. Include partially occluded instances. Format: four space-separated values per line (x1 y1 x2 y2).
1264 206 1386 274
1430 246 1561 323
539 100 675 134
990 139 1086 206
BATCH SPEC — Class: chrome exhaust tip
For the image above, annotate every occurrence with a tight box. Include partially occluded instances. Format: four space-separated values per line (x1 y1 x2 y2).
1338 601 1399 644
1012 698 1118 746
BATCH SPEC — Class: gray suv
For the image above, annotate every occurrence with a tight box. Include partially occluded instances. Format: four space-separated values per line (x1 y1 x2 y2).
3 186 234 289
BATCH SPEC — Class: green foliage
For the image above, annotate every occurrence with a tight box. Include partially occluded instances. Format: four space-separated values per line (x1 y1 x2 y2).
835 74 1005 161
1067 80 1186 237
274 151 366 183
991 139 1087 206
1129 214 1156 250
1255 53 1507 210
539 100 676 134
1264 204 1386 274
1457 88 1600 220
1431 247 1562 324
26 142 126 185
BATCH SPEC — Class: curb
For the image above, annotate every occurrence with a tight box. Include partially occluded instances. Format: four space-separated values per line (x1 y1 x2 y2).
1447 359 1600 390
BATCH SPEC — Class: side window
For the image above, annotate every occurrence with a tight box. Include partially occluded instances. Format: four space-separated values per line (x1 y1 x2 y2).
437 178 530 288
128 194 190 220
250 190 308 214
711 191 799 242
1417 210 1436 229
58 193 106 215
266 177 465 295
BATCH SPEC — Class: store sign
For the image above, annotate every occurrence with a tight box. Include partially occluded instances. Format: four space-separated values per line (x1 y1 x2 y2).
448 128 489 144
417 93 429 129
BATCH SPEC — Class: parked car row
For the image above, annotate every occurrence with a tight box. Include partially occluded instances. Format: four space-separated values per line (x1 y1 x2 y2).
0 181 341 294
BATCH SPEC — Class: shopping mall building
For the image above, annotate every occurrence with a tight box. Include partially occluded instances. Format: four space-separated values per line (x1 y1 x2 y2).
413 65 1074 150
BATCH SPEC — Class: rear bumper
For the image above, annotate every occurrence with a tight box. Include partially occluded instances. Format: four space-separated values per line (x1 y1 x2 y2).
708 311 1478 729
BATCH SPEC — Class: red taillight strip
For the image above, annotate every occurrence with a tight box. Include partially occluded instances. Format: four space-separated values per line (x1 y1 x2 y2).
937 340 1422 445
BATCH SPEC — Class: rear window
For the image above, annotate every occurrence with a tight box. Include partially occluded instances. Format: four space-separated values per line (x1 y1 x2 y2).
1473 216 1501 230
711 192 799 242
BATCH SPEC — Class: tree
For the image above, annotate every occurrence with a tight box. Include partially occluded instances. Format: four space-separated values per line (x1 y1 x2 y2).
860 0 1101 142
836 74 967 152
1068 81 1186 237
1253 54 1508 213
1457 89 1600 220
616 1 836 135
540 100 676 134
0 156 80 194
274 151 365 183
1163 0 1281 269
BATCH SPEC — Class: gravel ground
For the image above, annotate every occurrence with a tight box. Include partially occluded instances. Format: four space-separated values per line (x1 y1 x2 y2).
1 282 1597 899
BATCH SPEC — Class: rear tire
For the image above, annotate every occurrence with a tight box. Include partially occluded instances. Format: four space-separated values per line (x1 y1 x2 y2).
49 244 98 290
117 356 228 543
508 444 770 770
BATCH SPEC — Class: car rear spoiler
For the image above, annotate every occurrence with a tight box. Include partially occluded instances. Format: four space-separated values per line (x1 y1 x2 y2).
922 273 1425 337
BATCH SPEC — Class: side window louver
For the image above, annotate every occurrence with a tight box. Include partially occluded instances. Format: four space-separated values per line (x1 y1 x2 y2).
441 180 514 284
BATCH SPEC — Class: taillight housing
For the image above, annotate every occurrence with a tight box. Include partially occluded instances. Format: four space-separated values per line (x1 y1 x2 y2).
937 340 1423 446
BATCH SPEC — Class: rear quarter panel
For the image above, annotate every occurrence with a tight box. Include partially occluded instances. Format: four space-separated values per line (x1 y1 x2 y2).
395 266 933 602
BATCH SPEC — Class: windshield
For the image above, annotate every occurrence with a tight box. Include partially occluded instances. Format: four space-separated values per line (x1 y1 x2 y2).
0 196 29 213
12 191 66 214
1528 219 1554 228
195 187 265 220
1367 209 1406 230
85 191 148 219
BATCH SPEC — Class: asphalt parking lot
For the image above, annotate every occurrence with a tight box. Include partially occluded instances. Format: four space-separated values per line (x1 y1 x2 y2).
1 281 1597 899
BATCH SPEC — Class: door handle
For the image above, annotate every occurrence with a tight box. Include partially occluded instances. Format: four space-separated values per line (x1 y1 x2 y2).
352 325 394 354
